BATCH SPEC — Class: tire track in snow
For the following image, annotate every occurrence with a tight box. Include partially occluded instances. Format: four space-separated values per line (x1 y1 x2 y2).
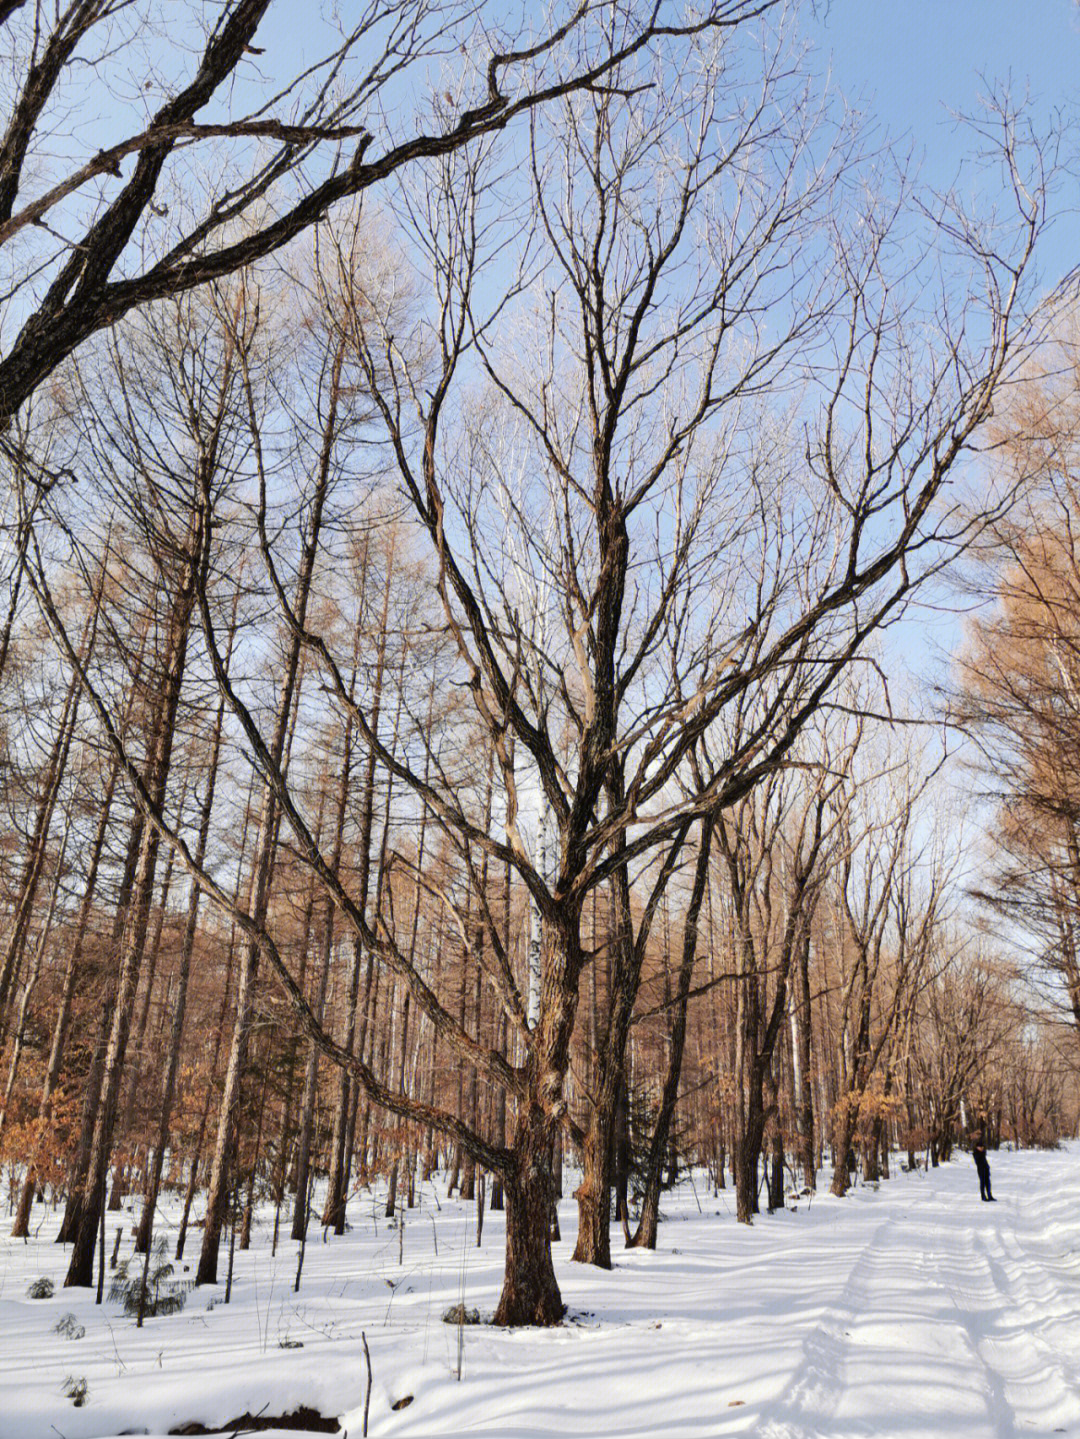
919 1213 1028 1439
966 1204 1080 1428
757 1215 895 1439
758 1192 1059 1439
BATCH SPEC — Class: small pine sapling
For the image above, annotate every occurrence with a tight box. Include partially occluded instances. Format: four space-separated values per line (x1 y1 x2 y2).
63 1376 88 1406
109 1238 192 1318
54 1313 86 1340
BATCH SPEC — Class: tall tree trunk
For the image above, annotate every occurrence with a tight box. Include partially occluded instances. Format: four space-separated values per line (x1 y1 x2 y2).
573 779 688 1266
732 917 764 1226
195 328 350 1285
118 803 182 1143
0 820 69 1136
65 552 196 1287
790 925 816 1191
57 801 145 1247
135 634 231 1255
176 923 239 1263
0 626 84 1042
291 747 352 1240
830 989 870 1198
765 1058 785 1212
196 781 288 1283
11 753 120 1238
322 539 395 1231
630 817 713 1248
20 612 150 1238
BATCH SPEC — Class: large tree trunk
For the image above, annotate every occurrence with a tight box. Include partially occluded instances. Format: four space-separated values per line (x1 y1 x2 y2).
493 1102 564 1327
733 1072 766 1224
830 1091 861 1196
572 1104 615 1269
492 916 583 1326
764 1061 785 1212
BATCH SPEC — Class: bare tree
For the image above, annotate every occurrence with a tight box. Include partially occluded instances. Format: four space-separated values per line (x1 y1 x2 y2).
712 736 849 1222
297 66 1046 1313
0 0 790 425
17 40 1058 1328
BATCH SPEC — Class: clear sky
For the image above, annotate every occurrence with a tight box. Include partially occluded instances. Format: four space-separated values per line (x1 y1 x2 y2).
815 0 1077 136
811 0 1078 288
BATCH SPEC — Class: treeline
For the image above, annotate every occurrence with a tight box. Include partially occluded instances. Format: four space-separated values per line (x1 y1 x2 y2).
0 285 1072 1317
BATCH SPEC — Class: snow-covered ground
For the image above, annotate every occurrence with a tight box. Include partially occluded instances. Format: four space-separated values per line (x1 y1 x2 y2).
3 1145 1080 1439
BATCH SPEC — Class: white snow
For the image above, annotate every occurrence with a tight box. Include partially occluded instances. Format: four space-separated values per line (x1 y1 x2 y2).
2 1145 1080 1439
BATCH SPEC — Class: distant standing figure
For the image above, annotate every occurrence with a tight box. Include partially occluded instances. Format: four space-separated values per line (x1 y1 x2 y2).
972 1135 994 1201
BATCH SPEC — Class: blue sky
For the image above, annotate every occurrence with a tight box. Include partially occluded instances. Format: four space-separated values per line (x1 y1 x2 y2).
816 0 1077 138
812 0 1078 287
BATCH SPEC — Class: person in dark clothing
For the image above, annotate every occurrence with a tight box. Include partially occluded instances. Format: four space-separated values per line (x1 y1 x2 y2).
972 1135 994 1201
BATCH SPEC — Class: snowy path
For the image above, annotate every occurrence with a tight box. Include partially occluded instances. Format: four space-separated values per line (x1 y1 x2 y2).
4 1146 1080 1438
753 1179 1080 1439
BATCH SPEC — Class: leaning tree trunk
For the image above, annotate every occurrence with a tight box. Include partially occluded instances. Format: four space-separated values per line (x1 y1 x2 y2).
0 634 83 1044
30 618 149 1242
0 825 68 1136
0 494 31 690
11 740 123 1238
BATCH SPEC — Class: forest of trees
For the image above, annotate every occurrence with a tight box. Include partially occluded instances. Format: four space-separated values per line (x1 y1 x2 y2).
1 0 1078 1332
